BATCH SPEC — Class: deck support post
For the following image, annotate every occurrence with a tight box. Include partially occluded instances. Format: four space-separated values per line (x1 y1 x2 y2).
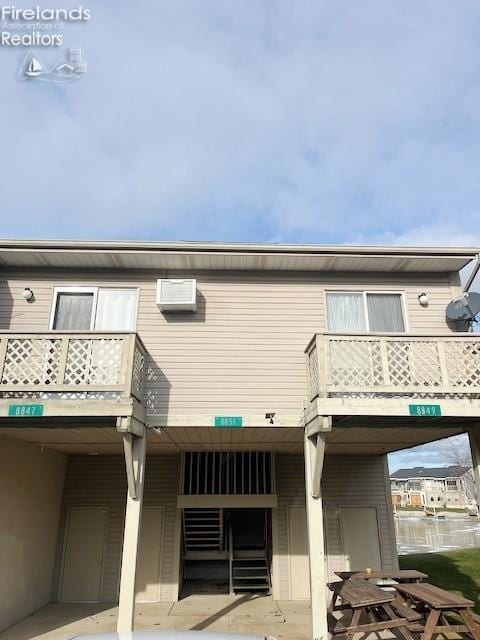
468 427 480 513
304 429 329 640
117 427 147 632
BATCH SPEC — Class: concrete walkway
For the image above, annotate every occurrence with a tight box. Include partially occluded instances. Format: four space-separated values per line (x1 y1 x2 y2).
0 596 311 640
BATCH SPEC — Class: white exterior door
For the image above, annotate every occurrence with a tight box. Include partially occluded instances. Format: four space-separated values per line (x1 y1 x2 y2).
135 507 164 602
340 507 381 571
60 507 107 602
288 506 310 599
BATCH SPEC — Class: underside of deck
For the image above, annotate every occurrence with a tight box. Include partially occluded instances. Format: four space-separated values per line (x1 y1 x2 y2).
0 418 470 455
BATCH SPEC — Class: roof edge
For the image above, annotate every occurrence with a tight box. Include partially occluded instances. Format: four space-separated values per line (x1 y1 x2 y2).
0 239 478 258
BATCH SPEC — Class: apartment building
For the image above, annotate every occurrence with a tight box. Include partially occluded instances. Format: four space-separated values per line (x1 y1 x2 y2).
1 240 480 640
390 466 476 509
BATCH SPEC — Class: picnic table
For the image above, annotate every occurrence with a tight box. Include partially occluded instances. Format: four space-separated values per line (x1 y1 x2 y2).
335 570 428 584
328 578 414 639
395 582 480 640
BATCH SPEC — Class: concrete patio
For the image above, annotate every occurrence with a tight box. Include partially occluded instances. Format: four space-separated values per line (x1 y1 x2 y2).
0 596 311 640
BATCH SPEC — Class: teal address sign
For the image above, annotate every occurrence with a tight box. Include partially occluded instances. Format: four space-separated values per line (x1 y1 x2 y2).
214 416 243 428
8 404 44 417
408 404 441 417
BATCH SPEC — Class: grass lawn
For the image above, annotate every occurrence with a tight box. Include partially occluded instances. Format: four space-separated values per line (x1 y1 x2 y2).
399 548 480 613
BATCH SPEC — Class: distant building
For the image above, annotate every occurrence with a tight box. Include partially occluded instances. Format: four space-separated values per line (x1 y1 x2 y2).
390 466 476 509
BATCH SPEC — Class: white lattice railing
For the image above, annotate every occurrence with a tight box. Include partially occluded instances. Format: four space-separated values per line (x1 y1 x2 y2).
306 333 480 400
0 332 146 401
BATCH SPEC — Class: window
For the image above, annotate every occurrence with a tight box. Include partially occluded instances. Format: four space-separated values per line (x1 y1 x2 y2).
50 287 138 331
326 293 366 332
95 289 138 330
52 290 95 330
326 291 406 332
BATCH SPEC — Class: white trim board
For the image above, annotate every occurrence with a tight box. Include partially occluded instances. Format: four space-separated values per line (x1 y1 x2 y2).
176 494 278 508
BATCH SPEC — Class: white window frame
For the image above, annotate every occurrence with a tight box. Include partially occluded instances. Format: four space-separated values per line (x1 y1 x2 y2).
324 289 409 333
49 287 98 331
49 286 139 331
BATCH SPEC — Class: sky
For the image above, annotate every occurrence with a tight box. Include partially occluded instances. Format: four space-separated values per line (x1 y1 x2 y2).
0 0 480 244
0 1 479 470
388 434 472 474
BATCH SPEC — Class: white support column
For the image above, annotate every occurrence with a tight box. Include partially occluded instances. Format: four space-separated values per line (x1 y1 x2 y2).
117 429 147 632
381 454 399 570
468 428 480 512
304 430 329 640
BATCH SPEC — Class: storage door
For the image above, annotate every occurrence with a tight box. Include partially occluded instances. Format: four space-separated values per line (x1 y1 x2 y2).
288 506 310 599
340 507 381 571
135 507 164 602
60 507 107 602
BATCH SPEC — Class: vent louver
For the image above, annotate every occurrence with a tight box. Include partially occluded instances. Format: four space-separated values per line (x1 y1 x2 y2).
156 278 197 312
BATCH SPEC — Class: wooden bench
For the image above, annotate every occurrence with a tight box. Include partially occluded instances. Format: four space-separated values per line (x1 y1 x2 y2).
391 601 423 623
396 582 480 640
335 570 428 584
328 579 413 639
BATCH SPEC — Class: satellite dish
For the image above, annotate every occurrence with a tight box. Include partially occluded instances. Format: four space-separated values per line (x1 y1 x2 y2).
446 292 480 322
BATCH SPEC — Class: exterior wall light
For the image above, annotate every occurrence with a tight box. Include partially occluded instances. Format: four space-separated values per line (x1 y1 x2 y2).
22 287 34 301
418 292 429 306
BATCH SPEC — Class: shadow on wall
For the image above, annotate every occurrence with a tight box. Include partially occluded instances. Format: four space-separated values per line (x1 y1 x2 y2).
0 279 14 330
144 358 172 419
161 290 207 324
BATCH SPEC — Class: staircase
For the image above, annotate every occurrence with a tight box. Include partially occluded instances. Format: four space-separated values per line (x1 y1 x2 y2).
183 508 224 552
229 509 271 594
232 553 270 592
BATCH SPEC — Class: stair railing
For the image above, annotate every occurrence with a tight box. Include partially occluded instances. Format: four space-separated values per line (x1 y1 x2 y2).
228 518 234 595
264 510 272 592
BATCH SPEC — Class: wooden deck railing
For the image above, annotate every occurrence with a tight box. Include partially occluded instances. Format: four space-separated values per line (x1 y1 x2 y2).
0 332 146 401
306 333 480 400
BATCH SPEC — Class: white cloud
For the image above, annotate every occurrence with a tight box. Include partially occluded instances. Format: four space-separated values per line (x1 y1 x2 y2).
388 434 472 473
0 1 480 242
349 224 480 247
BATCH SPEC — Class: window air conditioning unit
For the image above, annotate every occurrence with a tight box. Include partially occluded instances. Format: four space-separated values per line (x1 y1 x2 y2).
156 279 197 312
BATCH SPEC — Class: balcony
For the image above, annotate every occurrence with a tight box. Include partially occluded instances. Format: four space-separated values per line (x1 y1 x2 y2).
305 332 480 421
0 332 146 422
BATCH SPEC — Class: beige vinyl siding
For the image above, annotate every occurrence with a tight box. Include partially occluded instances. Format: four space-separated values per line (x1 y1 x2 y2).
323 455 398 578
0 269 457 417
53 454 180 603
274 454 396 598
275 455 307 599
0 434 67 632
143 456 181 600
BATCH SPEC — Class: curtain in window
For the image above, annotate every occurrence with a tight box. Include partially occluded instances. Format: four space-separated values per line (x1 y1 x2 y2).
367 294 405 332
53 293 93 330
95 289 137 331
326 292 367 331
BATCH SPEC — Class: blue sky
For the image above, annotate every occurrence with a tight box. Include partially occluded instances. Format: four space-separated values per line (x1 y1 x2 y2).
1 0 480 244
0 1 479 470
388 434 471 473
